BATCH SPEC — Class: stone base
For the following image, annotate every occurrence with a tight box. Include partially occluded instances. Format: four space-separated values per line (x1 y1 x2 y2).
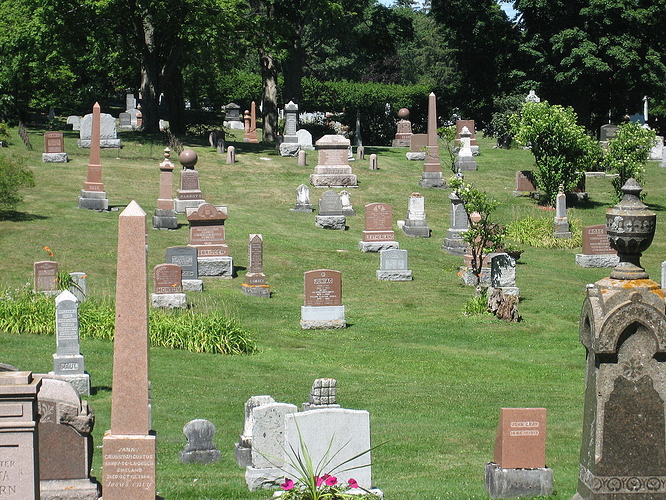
513 190 537 198
291 205 313 212
402 220 431 237
575 253 620 268
234 443 252 467
40 478 101 500
488 286 520 297
102 433 156 500
241 284 271 298
183 279 203 292
279 143 300 157
418 173 446 188
77 139 121 148
152 209 178 230
224 120 245 130
406 152 425 161
484 462 553 499
442 239 468 255
42 152 68 163
456 157 478 171
46 372 91 396
78 190 108 211
300 305 346 330
315 215 346 230
377 270 413 281
151 293 187 309
198 256 234 278
179 449 222 464
174 199 205 214
358 241 399 253
460 266 491 286
246 466 283 491
310 173 358 188
554 231 572 239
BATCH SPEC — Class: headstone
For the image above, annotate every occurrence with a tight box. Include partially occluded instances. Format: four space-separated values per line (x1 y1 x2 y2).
354 111 362 147
234 395 275 467
243 101 259 143
599 124 618 142
37 377 100 500
186 203 233 278
151 264 186 309
66 115 81 131
50 290 91 395
152 147 178 229
118 112 132 130
377 248 412 281
553 185 571 238
575 225 619 268
369 153 378 170
401 192 431 237
166 246 201 291
296 128 314 150
216 138 225 154
357 145 365 161
179 419 221 464
78 103 109 211
359 203 399 252
227 145 236 164
291 184 313 212
419 93 445 188
125 93 136 111
301 378 340 410
339 190 355 216
301 269 346 329
297 149 307 167
650 135 664 161
455 126 478 171
77 111 121 148
315 190 346 230
279 101 300 156
34 260 58 293
42 131 68 163
392 108 413 147
241 234 270 298
127 108 142 129
102 201 156 500
513 171 537 197
175 149 206 213
310 135 358 188
485 408 552 499
69 272 87 302
456 119 478 153
0 371 42 500
572 180 666 500
488 253 519 297
406 133 428 161
224 102 244 129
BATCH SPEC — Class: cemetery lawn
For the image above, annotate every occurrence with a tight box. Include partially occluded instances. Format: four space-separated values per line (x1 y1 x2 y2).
3 126 666 499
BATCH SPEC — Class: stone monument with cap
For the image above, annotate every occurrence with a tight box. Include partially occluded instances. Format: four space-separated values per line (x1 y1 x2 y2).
175 149 206 214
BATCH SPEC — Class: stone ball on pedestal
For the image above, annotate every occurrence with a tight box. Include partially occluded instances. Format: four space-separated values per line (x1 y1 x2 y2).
179 149 198 169
398 108 410 119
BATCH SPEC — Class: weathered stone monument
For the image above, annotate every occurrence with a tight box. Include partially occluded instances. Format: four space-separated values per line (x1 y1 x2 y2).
339 190 355 216
0 371 42 499
151 263 186 309
301 269 346 329
78 103 109 211
442 191 469 254
77 109 121 148
554 185 572 238
243 102 259 143
392 108 413 147
241 234 271 298
152 147 178 229
513 171 537 197
315 190 346 230
359 203 399 252
400 192 431 237
234 395 276 468
407 133 427 161
291 184 313 212
34 260 58 294
419 93 445 188
102 201 156 500
485 408 552 499
575 225 619 268
50 290 91 396
166 246 202 291
186 203 233 278
224 102 243 129
227 145 236 164
377 249 412 281
175 149 206 214
369 153 378 170
179 419 221 464
42 131 68 163
456 119 478 154
455 126 477 171
279 101 300 156
69 271 88 302
599 124 618 143
572 179 666 500
310 135 358 188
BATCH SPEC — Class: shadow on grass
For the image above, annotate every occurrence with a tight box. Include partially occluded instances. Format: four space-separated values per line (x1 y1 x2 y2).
91 386 112 396
0 210 49 222
572 198 608 210
646 202 666 212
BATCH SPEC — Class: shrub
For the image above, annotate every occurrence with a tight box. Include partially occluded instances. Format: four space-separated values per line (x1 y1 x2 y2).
0 151 35 211
506 215 582 249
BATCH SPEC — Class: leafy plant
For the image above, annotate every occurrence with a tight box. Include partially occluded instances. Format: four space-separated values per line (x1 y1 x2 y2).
463 290 490 316
438 125 457 173
506 215 582 249
0 151 35 211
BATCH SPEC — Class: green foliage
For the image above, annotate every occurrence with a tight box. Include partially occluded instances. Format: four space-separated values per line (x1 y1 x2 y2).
487 94 525 148
0 151 35 211
511 101 602 205
506 215 582 249
600 122 656 201
437 125 457 174
463 291 490 316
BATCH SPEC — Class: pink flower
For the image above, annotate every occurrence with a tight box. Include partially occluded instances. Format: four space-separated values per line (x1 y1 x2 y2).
315 476 324 487
325 475 337 486
281 479 294 491
348 478 359 489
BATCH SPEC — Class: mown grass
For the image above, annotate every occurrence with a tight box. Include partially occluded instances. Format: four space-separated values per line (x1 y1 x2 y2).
2 123 666 499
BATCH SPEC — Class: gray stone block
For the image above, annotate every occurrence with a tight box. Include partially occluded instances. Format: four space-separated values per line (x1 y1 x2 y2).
78 192 108 211
174 199 205 214
182 279 203 292
406 152 425 161
309 174 358 188
455 157 478 171
245 466 284 491
151 293 187 309
402 221 431 237
301 305 346 330
376 270 413 281
77 139 121 148
358 241 399 253
418 173 446 188
484 462 553 499
234 444 252 467
575 253 620 268
279 143 300 157
198 256 234 278
42 153 68 163
152 209 178 230
40 478 101 500
241 285 271 298
315 215 346 230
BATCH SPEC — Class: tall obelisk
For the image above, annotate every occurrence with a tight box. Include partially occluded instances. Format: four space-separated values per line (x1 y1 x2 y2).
78 102 109 210
419 92 445 188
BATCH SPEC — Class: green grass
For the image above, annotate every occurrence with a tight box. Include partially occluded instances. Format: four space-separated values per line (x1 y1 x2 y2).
2 124 666 499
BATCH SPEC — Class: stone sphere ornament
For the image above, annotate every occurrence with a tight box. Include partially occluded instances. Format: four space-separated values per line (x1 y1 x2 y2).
606 178 656 280
398 108 410 119
179 149 198 169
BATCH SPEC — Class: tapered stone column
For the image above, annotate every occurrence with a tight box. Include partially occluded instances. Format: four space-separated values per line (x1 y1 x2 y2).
419 92 445 188
78 103 109 210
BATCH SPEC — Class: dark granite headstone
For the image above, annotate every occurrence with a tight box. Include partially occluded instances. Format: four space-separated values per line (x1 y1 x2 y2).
167 246 198 279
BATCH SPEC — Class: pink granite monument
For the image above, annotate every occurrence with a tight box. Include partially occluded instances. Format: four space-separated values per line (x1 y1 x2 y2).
78 103 109 210
419 93 445 188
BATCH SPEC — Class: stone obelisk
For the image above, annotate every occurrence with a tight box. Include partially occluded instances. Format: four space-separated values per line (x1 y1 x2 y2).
152 147 178 229
419 92 445 188
103 201 156 500
78 102 109 210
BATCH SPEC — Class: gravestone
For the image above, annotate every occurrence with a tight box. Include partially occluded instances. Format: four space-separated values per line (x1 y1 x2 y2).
227 145 235 164
401 192 431 237
513 171 537 197
297 149 307 167
575 225 619 268
34 260 58 294
166 246 202 291
301 269 346 329
525 90 540 103
599 124 618 142
0 371 42 500
77 111 121 148
175 149 206 213
572 180 666 500
179 419 221 464
339 190 355 216
553 185 571 238
37 377 100 500
369 154 378 170
243 101 259 143
291 184 313 212
650 135 664 161
279 101 300 156
186 203 233 278
357 145 365 161
127 108 142 129
359 203 399 252
419 93 445 188
407 133 427 161
118 112 132 130
302 378 340 410
377 248 412 281
296 129 314 150
50 290 90 395
241 234 271 298
152 147 178 229
392 108 413 147
456 119 478 154
69 271 88 302
102 201 156 500
315 190 346 230
151 264 186 309
487 253 519 297
485 408 552 499
67 115 81 131
235 395 275 467
455 126 477 171
310 135 358 188
223 102 244 129
42 131 68 163
78 103 109 211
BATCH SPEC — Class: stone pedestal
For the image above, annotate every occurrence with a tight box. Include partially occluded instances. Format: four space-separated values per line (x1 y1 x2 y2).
152 208 178 229
150 292 187 308
78 190 108 211
315 215 346 230
485 463 553 499
182 279 203 292
241 283 271 298
42 153 68 163
198 256 234 278
300 306 346 329
310 135 358 188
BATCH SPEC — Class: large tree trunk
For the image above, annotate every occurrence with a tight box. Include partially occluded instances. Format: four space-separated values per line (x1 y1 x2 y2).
260 51 278 143
165 67 186 134
282 41 305 104
140 58 160 133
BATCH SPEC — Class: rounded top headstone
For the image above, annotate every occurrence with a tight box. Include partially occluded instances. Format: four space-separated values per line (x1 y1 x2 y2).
398 108 410 119
179 149 198 169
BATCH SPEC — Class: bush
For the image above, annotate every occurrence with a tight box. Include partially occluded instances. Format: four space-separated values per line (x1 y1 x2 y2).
486 94 524 149
0 151 35 211
506 215 582 249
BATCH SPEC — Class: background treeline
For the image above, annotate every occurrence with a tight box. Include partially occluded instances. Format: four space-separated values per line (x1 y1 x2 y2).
1 0 665 144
